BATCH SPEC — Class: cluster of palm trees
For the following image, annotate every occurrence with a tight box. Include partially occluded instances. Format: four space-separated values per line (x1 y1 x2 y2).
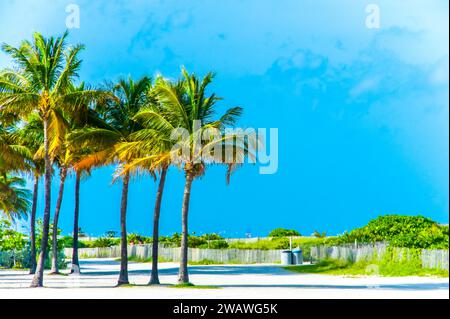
0 32 252 287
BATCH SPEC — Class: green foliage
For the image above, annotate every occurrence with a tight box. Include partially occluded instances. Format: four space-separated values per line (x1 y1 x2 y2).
188 259 223 265
158 233 228 249
159 233 181 247
0 175 31 221
199 240 229 249
59 236 89 249
336 215 449 249
90 237 120 248
268 228 301 238
105 230 117 238
126 256 172 263
0 219 29 269
169 283 220 289
0 219 66 269
0 219 27 251
35 219 67 269
284 255 449 278
313 230 327 238
63 236 120 249
128 233 152 245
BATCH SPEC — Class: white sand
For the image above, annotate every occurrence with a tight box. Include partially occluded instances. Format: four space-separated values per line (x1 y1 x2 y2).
0 259 448 299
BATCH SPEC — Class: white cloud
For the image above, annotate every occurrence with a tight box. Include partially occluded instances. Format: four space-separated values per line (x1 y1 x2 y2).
350 77 381 98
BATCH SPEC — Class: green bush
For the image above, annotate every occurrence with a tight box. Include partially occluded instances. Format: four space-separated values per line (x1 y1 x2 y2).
188 235 207 248
1 220 32 269
159 233 182 247
268 228 301 237
198 240 229 249
0 219 27 251
62 236 94 249
128 233 152 245
89 237 120 248
336 215 449 249
0 220 66 269
201 233 223 241
158 233 227 249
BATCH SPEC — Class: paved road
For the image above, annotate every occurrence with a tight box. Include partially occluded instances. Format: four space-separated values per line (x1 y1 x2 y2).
0 259 448 299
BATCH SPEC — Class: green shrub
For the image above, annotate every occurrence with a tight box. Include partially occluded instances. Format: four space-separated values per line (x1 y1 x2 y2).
201 233 223 241
0 219 27 251
198 240 229 249
90 237 120 248
187 235 207 248
0 219 67 269
269 228 301 237
313 230 327 238
285 251 449 278
158 233 227 249
128 233 152 245
105 230 117 238
159 233 182 247
188 259 223 265
336 215 449 249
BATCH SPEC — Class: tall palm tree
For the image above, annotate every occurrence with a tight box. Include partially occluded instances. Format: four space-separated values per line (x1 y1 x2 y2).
70 168 82 274
65 83 109 274
16 114 45 274
115 82 172 285
0 32 102 287
49 154 68 274
0 175 31 221
68 143 95 275
68 76 151 285
132 69 252 284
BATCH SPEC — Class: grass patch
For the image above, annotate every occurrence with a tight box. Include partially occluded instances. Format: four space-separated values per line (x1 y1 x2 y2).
117 256 173 263
188 259 224 265
284 259 449 278
116 283 138 288
169 283 220 289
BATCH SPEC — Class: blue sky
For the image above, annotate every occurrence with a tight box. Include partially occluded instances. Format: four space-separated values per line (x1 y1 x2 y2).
1 0 448 237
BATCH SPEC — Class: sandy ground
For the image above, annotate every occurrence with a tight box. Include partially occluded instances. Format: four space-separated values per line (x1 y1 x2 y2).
0 259 448 299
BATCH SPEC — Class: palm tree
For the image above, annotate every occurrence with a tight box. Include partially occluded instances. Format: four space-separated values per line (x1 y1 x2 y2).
65 83 109 274
68 146 95 275
49 155 68 274
132 69 252 284
115 82 173 285
70 168 82 274
68 76 151 285
0 175 31 221
16 114 45 274
0 31 102 287
1 123 36 270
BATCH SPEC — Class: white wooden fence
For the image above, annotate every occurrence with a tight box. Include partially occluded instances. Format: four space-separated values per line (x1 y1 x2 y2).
64 245 282 264
310 243 449 270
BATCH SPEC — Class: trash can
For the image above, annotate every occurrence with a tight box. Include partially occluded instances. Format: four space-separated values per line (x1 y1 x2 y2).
292 249 303 265
281 250 293 265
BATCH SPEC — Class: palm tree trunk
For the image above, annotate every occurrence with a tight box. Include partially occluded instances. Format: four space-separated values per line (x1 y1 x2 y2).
31 118 52 288
149 167 168 285
117 172 131 286
70 171 81 274
178 169 194 284
50 167 67 274
29 176 39 275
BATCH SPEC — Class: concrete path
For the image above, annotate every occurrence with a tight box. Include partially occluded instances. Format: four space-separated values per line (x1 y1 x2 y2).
0 259 448 299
